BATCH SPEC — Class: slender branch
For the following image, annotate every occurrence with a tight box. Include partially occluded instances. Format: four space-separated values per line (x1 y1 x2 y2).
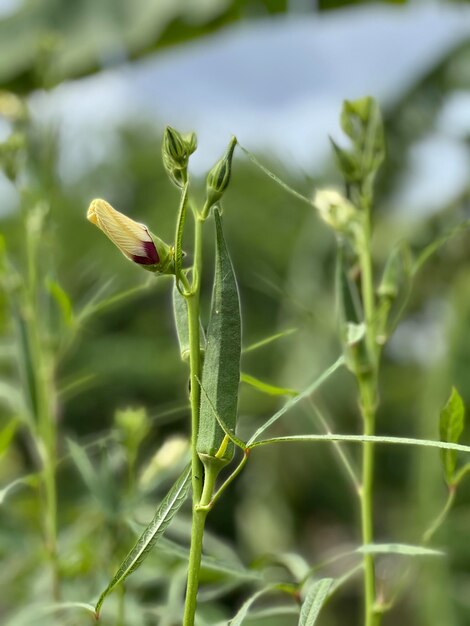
203 450 250 511
25 218 60 601
183 211 205 626
423 486 456 545
356 195 379 626
306 399 360 492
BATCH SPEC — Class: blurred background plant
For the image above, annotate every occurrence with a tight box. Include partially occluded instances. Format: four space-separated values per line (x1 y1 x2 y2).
1 0 470 625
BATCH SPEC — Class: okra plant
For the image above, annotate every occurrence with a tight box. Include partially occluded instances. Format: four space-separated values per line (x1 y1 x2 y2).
83 95 470 626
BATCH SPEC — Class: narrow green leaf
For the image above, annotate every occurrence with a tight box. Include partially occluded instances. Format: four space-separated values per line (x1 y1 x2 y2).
0 418 18 457
46 278 74 326
67 438 104 504
413 220 470 275
11 305 36 425
330 137 360 183
357 543 443 557
335 244 370 375
243 327 297 353
95 464 191 615
244 606 299 620
4 601 96 624
230 586 278 625
0 382 24 414
58 373 97 400
197 208 241 463
439 387 465 484
454 462 470 486
76 276 155 322
174 184 189 288
158 537 262 581
172 281 205 361
0 474 38 506
248 433 470 456
238 144 313 207
247 356 345 446
197 375 246 451
376 241 413 343
299 578 333 626
241 372 297 397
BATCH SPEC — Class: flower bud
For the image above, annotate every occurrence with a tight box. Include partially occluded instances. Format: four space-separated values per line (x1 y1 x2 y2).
87 199 174 274
313 188 359 234
115 406 150 453
0 132 26 181
162 126 197 187
204 136 237 211
0 91 27 122
139 436 189 490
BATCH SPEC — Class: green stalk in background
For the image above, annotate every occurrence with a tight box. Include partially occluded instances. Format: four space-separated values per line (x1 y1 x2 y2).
316 96 385 626
25 205 61 601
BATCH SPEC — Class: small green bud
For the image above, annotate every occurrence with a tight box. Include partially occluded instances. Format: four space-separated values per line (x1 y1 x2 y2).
377 243 411 299
115 406 150 453
139 436 189 490
0 132 26 181
376 242 412 345
0 91 27 122
204 136 237 213
162 126 197 187
313 188 359 234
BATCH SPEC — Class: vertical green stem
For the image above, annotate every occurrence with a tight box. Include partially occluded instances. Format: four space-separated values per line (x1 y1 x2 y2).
26 221 60 601
358 214 378 626
183 463 217 626
183 214 206 626
359 378 377 626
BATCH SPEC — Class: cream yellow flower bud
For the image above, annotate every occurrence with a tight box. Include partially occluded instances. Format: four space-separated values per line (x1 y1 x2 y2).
87 199 174 273
313 188 358 234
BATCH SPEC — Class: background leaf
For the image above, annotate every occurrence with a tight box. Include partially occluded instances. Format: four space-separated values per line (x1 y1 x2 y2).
95 463 191 615
299 578 333 626
439 387 465 484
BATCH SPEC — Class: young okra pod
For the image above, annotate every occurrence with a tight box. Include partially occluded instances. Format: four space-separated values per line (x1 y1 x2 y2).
197 208 241 468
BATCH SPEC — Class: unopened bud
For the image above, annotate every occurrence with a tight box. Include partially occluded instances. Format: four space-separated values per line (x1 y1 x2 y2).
87 199 174 274
313 188 359 234
378 244 411 299
139 436 189 489
204 136 237 213
162 126 197 187
115 406 150 452
0 91 27 122
0 132 26 180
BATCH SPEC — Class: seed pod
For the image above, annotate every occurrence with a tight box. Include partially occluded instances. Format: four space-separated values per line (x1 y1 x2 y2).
197 208 241 466
172 281 206 362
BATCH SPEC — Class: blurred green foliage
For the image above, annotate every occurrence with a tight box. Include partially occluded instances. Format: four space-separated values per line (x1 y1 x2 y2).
1 1 470 625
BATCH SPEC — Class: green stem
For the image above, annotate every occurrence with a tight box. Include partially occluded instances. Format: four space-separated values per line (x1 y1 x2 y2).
423 486 456 545
183 214 206 626
359 380 377 626
307 400 360 493
26 223 60 601
357 208 378 626
183 463 217 626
